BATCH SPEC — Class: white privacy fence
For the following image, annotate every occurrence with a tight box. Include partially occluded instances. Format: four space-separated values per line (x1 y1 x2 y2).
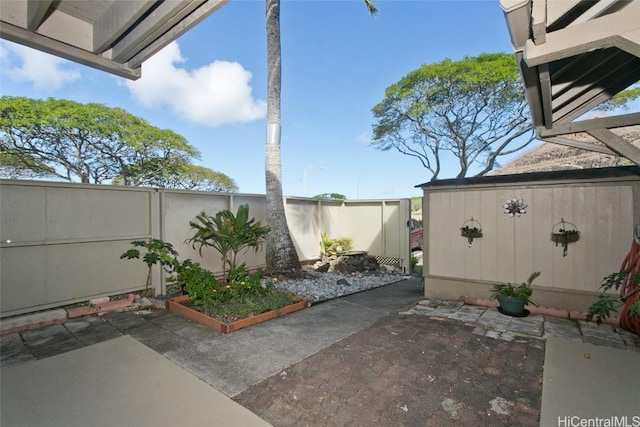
0 180 410 317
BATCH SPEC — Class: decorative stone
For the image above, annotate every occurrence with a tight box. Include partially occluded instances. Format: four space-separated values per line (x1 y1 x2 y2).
311 253 380 274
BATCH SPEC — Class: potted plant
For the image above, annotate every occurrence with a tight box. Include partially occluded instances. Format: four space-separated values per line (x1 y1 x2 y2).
490 272 541 317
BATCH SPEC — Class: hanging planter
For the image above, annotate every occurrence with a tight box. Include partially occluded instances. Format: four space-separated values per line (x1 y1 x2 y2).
551 218 580 257
460 217 483 247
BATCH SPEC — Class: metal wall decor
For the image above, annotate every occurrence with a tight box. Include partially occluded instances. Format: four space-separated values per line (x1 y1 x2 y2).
503 198 527 217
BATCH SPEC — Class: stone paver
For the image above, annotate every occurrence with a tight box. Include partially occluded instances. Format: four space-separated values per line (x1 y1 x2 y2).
476 309 514 332
449 305 486 323
0 333 36 367
19 324 83 359
543 318 583 342
578 320 627 349
101 310 148 331
508 315 544 337
64 316 123 346
405 300 636 350
236 315 544 427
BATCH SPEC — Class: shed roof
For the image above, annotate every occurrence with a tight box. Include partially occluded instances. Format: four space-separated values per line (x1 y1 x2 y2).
0 0 227 80
500 0 640 166
416 165 640 189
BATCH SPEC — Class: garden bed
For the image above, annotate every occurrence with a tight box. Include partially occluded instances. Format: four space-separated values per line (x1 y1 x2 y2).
166 294 308 334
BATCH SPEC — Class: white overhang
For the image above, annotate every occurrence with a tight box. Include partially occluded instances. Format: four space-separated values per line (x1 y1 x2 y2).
501 0 640 166
0 0 228 80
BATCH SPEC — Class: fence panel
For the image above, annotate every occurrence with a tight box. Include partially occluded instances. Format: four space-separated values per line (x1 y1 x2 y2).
0 182 154 316
0 180 411 317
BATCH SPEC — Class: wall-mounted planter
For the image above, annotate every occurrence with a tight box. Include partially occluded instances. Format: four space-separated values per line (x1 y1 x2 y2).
166 295 309 334
461 217 483 247
551 219 580 257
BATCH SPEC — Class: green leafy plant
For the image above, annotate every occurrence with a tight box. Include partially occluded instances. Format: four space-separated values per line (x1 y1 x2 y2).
551 229 580 257
186 204 270 283
490 272 541 306
120 239 181 292
204 288 299 323
460 225 482 246
119 212 300 324
587 271 640 325
320 232 353 256
410 255 418 269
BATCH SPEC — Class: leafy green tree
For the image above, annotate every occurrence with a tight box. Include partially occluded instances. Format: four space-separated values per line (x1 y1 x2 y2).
371 53 535 181
594 85 640 112
314 193 347 200
0 96 237 191
264 0 377 273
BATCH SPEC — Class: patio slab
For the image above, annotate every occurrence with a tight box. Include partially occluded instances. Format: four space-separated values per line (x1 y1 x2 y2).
0 335 270 427
540 338 640 426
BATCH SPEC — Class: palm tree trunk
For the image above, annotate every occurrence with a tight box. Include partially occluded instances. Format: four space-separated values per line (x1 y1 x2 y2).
265 0 302 273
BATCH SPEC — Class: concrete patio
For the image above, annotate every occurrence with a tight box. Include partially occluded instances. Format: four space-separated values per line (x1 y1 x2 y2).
1 278 639 426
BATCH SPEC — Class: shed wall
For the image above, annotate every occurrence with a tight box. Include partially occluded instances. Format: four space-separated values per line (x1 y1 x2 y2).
422 177 639 311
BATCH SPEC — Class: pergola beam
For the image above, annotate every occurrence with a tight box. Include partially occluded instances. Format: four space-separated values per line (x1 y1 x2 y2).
110 0 205 63
536 113 640 137
542 137 616 156
523 2 640 66
26 0 53 32
128 0 227 69
617 28 640 57
93 0 157 54
0 21 141 80
586 129 640 166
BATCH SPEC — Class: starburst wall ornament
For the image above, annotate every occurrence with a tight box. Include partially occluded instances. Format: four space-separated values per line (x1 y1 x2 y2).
503 198 527 218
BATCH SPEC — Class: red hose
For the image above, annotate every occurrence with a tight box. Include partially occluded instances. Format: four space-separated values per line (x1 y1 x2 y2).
619 240 640 335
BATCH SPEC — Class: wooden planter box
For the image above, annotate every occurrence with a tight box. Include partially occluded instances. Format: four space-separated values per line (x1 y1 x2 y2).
165 295 309 334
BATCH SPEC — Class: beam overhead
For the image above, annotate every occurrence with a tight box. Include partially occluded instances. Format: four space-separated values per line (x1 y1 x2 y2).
586 129 640 166
537 113 640 138
0 0 227 80
26 0 53 32
93 0 156 54
502 0 640 167
523 2 640 66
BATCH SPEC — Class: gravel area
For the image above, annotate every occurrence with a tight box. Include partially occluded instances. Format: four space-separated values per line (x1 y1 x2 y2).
271 270 409 303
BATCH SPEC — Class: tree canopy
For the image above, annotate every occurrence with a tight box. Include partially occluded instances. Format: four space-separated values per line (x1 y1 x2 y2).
370 53 535 181
314 193 347 200
0 96 237 192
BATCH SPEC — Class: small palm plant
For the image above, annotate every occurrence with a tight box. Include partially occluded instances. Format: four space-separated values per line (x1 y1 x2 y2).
186 204 270 283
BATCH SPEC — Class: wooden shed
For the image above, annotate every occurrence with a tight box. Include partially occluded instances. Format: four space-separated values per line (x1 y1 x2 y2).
418 166 640 312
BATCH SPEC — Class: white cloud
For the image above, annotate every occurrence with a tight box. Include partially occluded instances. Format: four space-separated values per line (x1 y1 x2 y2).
126 42 266 127
3 42 81 90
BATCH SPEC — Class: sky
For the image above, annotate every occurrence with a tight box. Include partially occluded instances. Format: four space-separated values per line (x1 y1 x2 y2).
0 0 521 200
